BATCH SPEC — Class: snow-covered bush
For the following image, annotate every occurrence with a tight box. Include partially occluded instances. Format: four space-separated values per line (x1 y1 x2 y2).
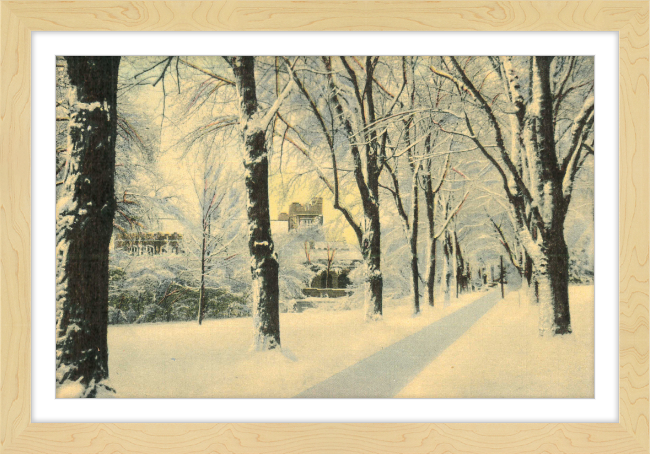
346 265 366 291
108 253 252 323
125 308 138 324
569 248 594 284
379 215 417 299
108 307 127 325
138 304 166 323
274 228 322 300
171 304 194 322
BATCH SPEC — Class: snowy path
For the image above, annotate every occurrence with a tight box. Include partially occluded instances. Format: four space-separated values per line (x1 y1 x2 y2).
294 290 501 398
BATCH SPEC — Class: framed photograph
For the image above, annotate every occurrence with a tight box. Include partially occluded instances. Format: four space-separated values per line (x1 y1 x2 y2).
2 1 647 453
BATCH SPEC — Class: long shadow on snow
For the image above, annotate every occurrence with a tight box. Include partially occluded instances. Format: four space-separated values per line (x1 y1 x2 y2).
294 290 501 398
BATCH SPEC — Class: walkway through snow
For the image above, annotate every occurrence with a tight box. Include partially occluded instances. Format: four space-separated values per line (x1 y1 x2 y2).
295 290 501 398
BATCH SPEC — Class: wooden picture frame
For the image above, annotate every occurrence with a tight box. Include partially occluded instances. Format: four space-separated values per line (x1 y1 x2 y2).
1 1 647 452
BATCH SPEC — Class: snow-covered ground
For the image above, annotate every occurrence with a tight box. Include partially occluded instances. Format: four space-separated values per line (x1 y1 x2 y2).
106 293 479 397
105 286 593 398
397 285 594 398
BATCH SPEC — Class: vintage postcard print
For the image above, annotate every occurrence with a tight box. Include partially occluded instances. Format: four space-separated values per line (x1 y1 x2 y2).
55 56 594 398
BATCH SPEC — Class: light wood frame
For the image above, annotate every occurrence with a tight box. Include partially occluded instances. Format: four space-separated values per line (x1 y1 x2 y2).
1 2 647 453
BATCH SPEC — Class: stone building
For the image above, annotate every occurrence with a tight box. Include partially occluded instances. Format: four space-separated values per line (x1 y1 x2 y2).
112 217 185 256
277 197 324 231
114 231 183 256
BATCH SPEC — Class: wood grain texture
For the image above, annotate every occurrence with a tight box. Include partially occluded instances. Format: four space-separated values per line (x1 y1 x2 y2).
618 2 650 451
1 2 647 453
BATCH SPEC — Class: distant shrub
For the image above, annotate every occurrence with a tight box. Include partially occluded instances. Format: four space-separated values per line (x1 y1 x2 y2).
138 304 165 323
107 258 252 324
125 308 138 324
569 248 594 284
108 307 127 325
171 304 194 322
109 281 251 324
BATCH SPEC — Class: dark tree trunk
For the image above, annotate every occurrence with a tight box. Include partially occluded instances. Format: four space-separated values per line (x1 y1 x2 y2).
451 229 459 300
323 56 383 320
56 56 120 397
454 232 464 298
361 205 383 320
442 231 452 304
423 163 436 307
536 225 572 334
197 227 207 325
500 256 505 299
428 239 437 306
232 57 281 350
523 252 538 304
410 171 420 315
362 59 383 320
524 57 572 335
405 62 420 316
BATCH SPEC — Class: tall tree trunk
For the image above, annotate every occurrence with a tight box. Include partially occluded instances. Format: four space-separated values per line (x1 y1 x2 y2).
523 252 538 304
197 226 207 325
502 56 545 309
500 256 505 298
427 238 437 306
410 166 420 314
423 170 436 307
361 206 383 320
232 57 281 350
524 56 572 335
449 228 458 301
323 56 383 321
56 56 120 397
442 232 452 304
363 58 383 320
406 60 420 315
535 225 572 335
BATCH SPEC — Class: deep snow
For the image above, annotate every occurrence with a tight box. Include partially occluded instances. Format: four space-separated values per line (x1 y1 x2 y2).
96 286 593 398
397 285 594 397
104 293 479 397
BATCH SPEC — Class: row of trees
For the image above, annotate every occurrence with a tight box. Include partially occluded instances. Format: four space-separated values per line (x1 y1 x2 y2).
268 56 592 334
55 55 594 396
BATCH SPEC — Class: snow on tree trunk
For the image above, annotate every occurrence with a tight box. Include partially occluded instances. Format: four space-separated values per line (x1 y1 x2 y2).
56 56 120 397
232 56 281 350
362 210 383 321
426 238 437 307
442 232 452 304
523 253 538 305
535 226 572 335
197 228 207 325
322 56 383 321
450 228 459 300
523 57 572 335
406 64 421 316
423 169 437 307
410 167 420 315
